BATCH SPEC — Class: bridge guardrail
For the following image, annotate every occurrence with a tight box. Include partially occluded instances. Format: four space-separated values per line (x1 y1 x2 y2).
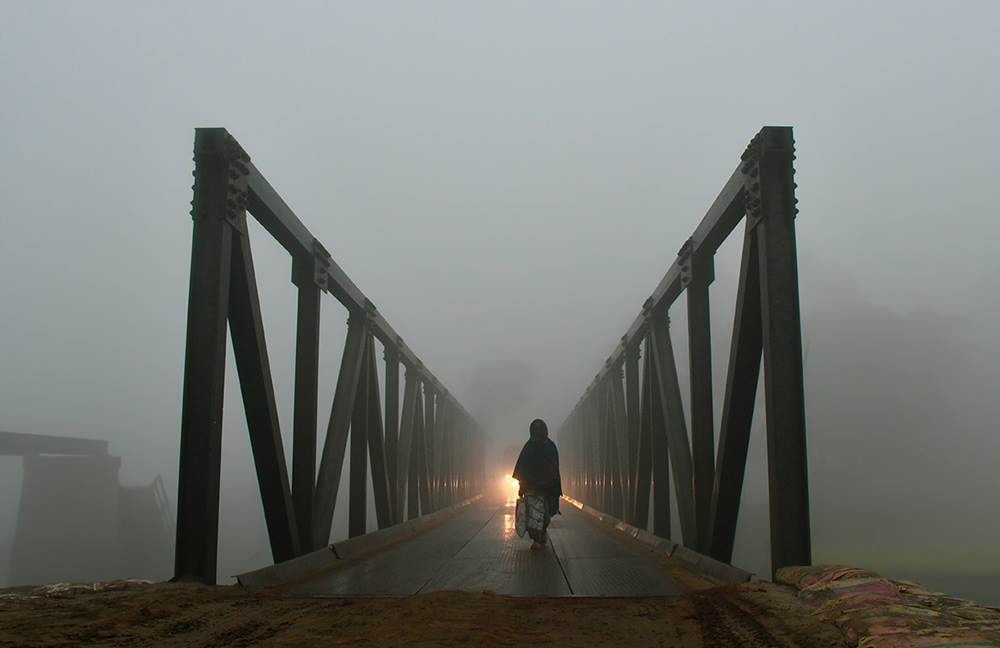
175 128 484 584
557 126 809 578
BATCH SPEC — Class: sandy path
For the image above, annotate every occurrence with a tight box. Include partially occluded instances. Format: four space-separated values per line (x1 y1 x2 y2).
1 580 851 647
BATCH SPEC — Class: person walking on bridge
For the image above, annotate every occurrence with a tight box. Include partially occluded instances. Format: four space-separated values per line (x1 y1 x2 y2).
512 418 562 549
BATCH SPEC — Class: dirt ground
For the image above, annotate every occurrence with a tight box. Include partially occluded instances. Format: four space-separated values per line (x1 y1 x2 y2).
0 580 851 647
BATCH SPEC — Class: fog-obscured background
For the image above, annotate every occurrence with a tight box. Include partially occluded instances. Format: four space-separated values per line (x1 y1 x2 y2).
1 2 997 602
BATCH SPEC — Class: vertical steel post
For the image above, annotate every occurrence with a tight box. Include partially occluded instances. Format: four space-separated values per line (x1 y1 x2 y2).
383 345 400 524
174 129 243 584
597 378 611 513
580 411 586 500
449 411 459 503
572 415 581 498
632 336 654 529
454 416 461 503
452 413 462 502
397 366 417 521
450 416 459 503
413 382 429 518
751 127 811 575
604 377 623 518
443 405 454 506
349 332 371 538
435 400 448 506
647 332 673 540
685 251 715 552
564 421 573 497
291 257 321 551
624 341 641 524
587 396 601 506
424 385 438 511
611 361 629 520
565 414 577 499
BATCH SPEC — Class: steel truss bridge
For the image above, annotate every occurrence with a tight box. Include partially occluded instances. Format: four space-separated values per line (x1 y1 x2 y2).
175 126 808 592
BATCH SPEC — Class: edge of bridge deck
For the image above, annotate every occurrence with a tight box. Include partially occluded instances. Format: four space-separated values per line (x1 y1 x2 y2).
237 494 484 588
561 496 752 584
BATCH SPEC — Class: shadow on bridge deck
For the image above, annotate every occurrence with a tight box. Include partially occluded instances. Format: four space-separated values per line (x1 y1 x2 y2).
271 498 724 597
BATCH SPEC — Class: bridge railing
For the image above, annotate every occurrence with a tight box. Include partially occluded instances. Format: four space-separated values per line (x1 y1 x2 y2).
175 128 484 584
557 126 808 577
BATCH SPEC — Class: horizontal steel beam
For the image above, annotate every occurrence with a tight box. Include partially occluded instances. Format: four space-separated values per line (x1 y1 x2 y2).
244 161 475 429
571 162 746 416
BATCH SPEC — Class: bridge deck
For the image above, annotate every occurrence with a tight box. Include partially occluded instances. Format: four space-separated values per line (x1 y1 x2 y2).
286 498 719 597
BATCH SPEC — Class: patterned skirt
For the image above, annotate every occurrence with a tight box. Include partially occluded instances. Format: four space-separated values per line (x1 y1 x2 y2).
523 493 551 540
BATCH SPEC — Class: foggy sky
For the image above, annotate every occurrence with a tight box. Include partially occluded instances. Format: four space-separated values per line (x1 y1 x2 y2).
1 2 998 596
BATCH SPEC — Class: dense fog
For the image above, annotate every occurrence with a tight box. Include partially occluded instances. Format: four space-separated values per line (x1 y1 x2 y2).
1 2 996 604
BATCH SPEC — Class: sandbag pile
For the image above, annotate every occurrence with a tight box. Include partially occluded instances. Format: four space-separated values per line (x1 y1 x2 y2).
776 565 1000 647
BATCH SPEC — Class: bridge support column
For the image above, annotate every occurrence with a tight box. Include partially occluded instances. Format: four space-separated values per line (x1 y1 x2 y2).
753 129 811 576
174 130 241 584
684 250 715 553
291 256 322 551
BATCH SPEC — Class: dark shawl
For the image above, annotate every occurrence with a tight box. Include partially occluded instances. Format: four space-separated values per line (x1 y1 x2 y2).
512 438 562 515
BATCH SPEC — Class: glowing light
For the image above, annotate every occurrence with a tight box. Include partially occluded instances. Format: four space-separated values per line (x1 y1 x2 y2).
502 474 519 490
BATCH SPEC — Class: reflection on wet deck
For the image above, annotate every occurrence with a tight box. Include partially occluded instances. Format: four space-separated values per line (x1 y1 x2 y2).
286 498 706 597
